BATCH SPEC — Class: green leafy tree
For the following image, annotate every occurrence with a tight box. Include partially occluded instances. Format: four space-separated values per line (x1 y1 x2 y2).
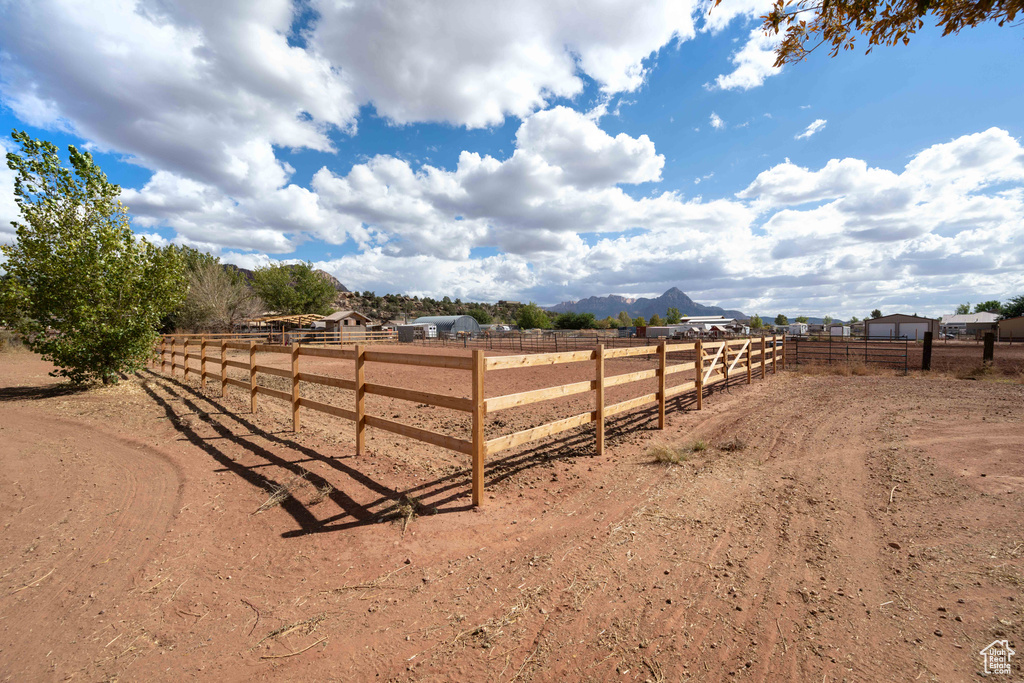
617 311 632 327
823 315 833 326
955 303 971 315
849 315 860 323
633 316 646 326
252 262 335 315
795 315 809 323
466 307 492 325
0 274 26 327
665 307 682 324
870 309 883 319
737 0 1023 68
649 313 664 326
1001 294 1024 319
0 131 186 384
774 314 789 326
974 300 1002 314
597 316 617 329
749 314 764 330
166 244 222 276
516 302 552 329
554 312 597 329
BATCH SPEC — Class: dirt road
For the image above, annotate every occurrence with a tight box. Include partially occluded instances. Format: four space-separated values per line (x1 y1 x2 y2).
0 352 1020 681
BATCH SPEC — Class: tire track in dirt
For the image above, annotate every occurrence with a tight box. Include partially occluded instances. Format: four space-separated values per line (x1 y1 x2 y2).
677 382 902 681
0 407 181 681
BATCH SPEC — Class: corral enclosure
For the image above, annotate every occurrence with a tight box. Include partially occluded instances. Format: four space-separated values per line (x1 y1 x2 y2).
156 334 786 506
1 332 1022 682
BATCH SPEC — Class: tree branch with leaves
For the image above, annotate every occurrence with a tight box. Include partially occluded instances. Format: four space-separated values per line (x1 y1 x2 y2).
715 0 1023 67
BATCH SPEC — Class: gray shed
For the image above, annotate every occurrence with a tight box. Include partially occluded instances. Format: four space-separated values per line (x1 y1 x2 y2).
411 315 482 338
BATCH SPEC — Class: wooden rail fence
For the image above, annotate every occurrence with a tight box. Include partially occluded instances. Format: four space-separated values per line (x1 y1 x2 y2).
154 334 785 507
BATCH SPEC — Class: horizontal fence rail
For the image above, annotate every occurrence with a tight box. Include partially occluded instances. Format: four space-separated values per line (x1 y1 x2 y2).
153 333 786 507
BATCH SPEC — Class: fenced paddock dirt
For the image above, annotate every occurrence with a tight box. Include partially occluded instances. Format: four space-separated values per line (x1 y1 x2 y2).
155 335 785 505
2 340 1022 682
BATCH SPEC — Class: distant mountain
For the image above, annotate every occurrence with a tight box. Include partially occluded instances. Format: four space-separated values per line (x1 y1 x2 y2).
547 287 746 320
314 269 350 292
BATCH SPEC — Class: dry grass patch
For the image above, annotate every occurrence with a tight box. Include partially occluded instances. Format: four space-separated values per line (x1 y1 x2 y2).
0 329 27 353
718 437 747 452
649 443 689 464
309 483 333 506
953 363 1024 383
254 473 309 514
379 495 432 535
650 439 709 464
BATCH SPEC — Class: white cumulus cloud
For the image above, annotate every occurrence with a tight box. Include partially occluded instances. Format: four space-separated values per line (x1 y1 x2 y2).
708 28 782 91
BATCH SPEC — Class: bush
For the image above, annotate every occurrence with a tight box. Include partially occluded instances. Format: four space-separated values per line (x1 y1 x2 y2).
517 303 552 329
553 312 597 329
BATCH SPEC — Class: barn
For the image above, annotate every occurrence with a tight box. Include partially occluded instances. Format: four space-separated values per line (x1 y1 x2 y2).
998 315 1024 341
864 314 939 340
410 315 482 338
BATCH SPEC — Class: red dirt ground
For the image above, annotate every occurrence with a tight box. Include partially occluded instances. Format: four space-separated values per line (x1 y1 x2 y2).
0 347 1021 682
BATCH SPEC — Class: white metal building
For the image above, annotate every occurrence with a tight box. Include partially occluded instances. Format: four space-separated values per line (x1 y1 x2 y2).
864 314 939 340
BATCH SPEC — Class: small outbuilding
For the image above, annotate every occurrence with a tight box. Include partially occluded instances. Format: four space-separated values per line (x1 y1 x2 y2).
864 314 939 340
829 325 851 337
788 322 809 336
323 310 372 332
410 315 482 338
397 323 437 342
998 315 1024 341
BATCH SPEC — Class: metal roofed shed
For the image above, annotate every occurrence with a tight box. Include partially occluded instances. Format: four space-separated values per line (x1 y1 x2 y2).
940 312 999 337
411 315 482 338
864 314 939 340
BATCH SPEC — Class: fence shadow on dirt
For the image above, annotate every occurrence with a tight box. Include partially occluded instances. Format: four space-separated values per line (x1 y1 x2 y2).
137 368 750 538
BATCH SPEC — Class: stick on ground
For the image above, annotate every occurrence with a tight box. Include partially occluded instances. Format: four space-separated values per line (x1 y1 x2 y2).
259 636 327 660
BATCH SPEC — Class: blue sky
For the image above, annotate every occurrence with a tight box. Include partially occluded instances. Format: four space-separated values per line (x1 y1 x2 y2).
1 1 1022 319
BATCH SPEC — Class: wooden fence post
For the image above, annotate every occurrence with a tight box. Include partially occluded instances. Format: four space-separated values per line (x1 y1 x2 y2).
249 340 257 413
695 338 703 410
183 338 190 381
781 332 786 370
595 344 605 455
200 338 208 388
658 340 667 429
471 349 486 507
983 332 995 363
220 340 227 397
355 344 365 455
161 339 167 374
922 331 933 371
746 338 752 384
291 342 300 432
170 338 177 377
760 336 766 379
